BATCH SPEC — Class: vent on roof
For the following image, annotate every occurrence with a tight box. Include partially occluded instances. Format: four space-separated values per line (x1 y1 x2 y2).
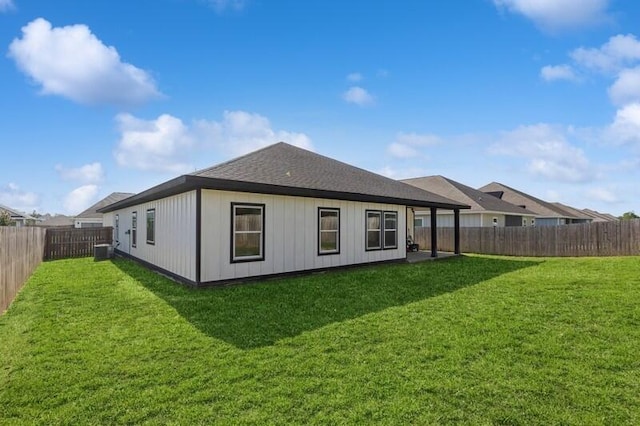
484 191 504 199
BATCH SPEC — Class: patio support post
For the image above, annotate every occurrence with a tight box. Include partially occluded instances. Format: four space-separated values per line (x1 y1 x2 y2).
430 207 438 258
454 208 461 255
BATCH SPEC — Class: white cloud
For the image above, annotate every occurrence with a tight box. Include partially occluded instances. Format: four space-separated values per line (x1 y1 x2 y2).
606 103 640 145
493 0 611 31
207 0 246 12
347 72 362 82
540 64 577 82
608 67 640 106
586 186 619 203
115 114 194 173
194 110 313 156
63 185 98 215
489 124 595 182
55 162 104 184
342 86 375 106
8 18 161 106
571 34 640 74
0 0 15 12
387 132 441 159
115 110 314 171
0 183 39 211
377 69 389 78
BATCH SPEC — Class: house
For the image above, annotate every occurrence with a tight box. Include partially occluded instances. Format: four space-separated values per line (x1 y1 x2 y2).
580 208 619 222
98 142 469 286
36 214 75 228
401 175 538 227
0 203 37 227
478 182 591 226
550 202 594 224
75 192 134 228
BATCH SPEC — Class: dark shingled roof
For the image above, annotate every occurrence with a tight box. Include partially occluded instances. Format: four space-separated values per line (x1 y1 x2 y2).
478 182 581 219
100 142 468 212
78 192 135 218
551 202 593 221
402 176 537 215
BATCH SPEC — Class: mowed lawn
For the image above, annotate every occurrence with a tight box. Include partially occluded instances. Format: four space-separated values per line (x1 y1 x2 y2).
1 255 639 424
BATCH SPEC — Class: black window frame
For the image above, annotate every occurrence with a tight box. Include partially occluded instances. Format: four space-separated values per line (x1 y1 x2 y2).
383 211 398 250
146 208 156 245
230 202 265 263
131 211 137 248
318 207 340 256
366 209 399 251
365 210 382 251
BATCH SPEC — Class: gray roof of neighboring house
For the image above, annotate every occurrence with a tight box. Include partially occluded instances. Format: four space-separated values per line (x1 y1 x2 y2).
551 202 593 221
77 192 135 218
581 208 619 222
36 215 75 227
478 182 581 219
100 142 469 213
401 175 537 215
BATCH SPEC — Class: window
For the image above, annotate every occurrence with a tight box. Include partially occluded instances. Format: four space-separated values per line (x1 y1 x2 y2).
384 211 398 249
367 210 399 251
146 209 155 245
366 210 382 250
132 211 137 247
318 208 340 255
231 203 264 262
414 217 424 227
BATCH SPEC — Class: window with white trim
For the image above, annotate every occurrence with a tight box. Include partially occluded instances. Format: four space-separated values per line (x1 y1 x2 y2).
232 203 264 262
384 211 398 249
318 208 340 255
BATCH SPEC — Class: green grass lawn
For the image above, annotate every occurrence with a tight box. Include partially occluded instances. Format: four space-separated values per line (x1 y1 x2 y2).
1 255 639 424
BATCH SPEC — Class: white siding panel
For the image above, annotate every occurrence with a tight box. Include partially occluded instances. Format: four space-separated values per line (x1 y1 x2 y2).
201 190 407 283
107 191 197 282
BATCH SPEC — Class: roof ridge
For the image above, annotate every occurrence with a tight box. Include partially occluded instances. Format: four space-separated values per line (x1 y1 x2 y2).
190 141 288 176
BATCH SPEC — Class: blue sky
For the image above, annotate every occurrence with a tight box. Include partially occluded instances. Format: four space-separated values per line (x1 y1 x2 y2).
1 0 640 216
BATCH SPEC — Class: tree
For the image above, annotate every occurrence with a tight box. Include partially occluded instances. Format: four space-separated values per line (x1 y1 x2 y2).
0 209 13 226
619 211 639 220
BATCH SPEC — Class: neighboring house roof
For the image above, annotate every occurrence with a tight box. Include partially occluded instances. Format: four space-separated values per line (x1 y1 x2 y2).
36 215 75 227
551 202 593 221
0 203 35 221
100 142 469 213
581 209 619 222
77 192 135 219
402 175 537 215
478 182 581 219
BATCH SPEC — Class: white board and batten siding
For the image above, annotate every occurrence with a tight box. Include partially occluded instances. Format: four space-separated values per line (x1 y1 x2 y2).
103 191 197 282
200 189 407 283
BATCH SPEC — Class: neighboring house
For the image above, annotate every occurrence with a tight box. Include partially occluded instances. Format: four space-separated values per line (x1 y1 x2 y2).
36 214 75 228
0 203 37 227
581 209 619 222
99 142 468 286
401 175 538 227
478 182 591 226
550 202 594 224
75 192 134 228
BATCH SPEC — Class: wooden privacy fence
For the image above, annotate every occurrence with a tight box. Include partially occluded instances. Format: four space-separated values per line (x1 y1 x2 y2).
415 220 640 257
44 227 113 261
0 227 46 313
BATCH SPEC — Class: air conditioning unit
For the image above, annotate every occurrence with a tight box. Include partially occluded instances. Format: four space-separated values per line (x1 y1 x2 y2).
94 244 112 261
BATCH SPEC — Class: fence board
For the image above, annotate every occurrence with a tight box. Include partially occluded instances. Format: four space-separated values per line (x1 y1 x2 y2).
415 219 640 257
44 227 113 261
0 227 46 313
